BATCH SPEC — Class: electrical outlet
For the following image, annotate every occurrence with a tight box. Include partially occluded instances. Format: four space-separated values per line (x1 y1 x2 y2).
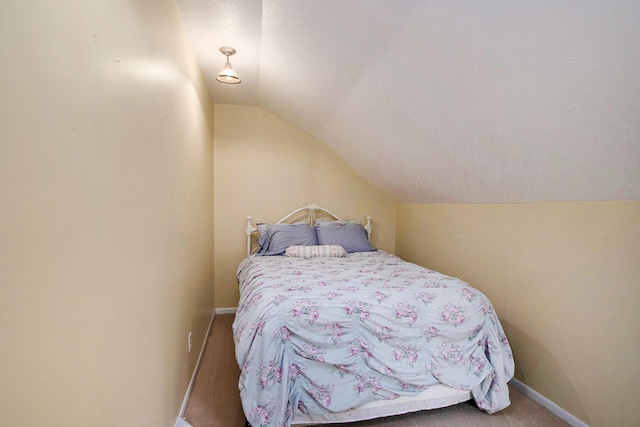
188 332 192 353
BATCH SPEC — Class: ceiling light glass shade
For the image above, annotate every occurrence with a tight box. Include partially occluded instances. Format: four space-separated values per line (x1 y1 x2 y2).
217 61 241 84
216 46 241 84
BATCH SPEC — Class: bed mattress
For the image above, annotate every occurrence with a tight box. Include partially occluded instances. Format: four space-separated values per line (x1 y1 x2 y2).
233 251 514 427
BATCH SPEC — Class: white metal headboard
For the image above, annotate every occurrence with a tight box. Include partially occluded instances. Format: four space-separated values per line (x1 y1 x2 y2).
245 202 372 257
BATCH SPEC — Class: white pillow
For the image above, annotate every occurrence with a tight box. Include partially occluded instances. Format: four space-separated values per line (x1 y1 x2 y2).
284 245 346 258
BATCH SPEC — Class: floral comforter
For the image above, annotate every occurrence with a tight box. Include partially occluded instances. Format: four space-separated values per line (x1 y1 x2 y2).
233 251 514 427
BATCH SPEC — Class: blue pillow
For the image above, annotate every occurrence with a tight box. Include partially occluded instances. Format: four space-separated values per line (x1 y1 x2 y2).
256 223 318 256
315 222 376 253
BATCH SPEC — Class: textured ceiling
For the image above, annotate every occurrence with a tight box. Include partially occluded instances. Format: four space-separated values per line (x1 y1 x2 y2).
176 0 640 203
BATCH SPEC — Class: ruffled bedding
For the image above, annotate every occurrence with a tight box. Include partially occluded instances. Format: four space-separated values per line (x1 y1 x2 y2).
233 251 514 427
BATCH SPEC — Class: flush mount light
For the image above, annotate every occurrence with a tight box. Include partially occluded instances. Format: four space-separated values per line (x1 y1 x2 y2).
216 46 241 84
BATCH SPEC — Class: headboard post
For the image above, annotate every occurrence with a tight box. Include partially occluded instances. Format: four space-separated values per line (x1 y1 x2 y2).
364 216 372 241
245 216 257 257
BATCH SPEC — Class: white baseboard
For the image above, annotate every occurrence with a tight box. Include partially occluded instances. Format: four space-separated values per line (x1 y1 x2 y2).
509 378 589 427
215 307 238 314
175 311 216 425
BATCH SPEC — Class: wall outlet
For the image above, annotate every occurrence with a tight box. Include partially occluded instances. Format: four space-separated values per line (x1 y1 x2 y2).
188 332 192 353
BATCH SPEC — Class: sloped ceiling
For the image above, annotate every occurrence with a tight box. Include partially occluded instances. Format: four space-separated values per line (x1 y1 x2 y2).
175 0 640 203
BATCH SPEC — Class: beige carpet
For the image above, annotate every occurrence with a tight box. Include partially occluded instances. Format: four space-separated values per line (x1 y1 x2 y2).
329 385 569 426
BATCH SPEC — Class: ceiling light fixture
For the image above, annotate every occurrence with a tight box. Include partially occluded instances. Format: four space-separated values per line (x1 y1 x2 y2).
216 46 241 84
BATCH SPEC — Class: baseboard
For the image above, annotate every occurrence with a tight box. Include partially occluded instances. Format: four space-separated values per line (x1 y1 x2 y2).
175 311 216 425
215 307 237 314
509 378 589 427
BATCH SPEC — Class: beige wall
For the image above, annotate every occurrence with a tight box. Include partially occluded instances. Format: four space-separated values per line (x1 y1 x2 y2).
395 201 640 427
5 3 637 427
213 104 396 308
0 1 215 426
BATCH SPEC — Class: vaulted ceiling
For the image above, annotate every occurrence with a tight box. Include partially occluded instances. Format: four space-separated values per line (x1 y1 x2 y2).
175 0 640 203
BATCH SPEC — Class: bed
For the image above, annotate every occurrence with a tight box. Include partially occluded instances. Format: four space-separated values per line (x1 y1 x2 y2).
233 203 514 427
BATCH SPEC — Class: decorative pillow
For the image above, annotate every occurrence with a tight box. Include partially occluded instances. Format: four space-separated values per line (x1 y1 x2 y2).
315 221 376 253
256 223 318 256
285 245 346 258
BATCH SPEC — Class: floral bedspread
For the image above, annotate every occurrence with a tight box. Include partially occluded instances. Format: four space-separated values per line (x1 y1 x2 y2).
233 251 514 427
